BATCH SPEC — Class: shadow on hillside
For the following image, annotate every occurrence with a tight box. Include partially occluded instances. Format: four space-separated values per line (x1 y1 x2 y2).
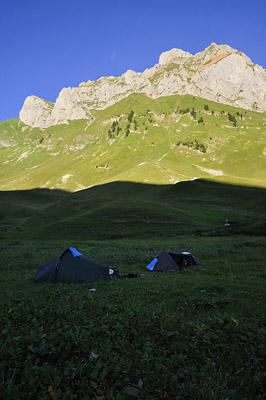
0 179 266 241
78 178 266 198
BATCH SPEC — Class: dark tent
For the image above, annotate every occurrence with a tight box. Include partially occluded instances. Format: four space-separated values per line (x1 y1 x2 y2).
146 250 199 272
34 247 111 283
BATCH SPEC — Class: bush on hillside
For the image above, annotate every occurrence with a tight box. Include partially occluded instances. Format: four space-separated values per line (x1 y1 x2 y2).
198 117 204 124
111 121 118 132
128 110 134 123
176 139 207 153
116 126 122 136
228 113 237 126
190 108 197 119
179 108 190 114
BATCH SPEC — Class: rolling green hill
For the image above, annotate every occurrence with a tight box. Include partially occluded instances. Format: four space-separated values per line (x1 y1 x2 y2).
1 180 265 242
1 93 266 191
1 95 266 399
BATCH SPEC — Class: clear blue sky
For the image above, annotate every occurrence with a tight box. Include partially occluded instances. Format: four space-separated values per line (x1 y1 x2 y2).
1 0 266 121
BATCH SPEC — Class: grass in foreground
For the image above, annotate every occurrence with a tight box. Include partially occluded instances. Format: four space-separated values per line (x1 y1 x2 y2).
1 236 265 399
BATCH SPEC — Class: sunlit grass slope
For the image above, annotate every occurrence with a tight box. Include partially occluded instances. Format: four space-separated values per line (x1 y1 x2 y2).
1 93 266 191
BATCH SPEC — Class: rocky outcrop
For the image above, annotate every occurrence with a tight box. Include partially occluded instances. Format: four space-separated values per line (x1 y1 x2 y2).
19 96 54 129
19 43 266 128
190 53 266 110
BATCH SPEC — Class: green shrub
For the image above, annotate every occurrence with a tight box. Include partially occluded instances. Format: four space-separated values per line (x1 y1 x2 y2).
128 110 134 123
176 139 207 153
179 108 190 114
228 113 237 126
198 117 204 124
190 108 197 119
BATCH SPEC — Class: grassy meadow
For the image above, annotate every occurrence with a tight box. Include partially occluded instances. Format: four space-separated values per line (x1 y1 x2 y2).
0 180 266 399
1 92 266 398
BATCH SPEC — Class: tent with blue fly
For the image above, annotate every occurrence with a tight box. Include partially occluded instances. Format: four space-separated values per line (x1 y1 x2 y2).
34 247 112 283
146 250 199 272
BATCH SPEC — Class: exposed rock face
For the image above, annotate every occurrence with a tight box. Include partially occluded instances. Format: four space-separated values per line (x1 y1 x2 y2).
19 96 54 129
19 43 266 128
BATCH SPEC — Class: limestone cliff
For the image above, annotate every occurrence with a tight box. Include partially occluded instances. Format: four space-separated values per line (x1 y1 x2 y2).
19 43 266 128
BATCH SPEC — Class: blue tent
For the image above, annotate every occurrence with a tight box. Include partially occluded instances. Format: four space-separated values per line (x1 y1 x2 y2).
34 247 111 283
146 250 199 272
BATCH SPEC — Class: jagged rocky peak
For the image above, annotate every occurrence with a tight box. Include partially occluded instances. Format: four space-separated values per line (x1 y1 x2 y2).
158 48 192 65
19 43 266 129
157 42 250 71
194 42 252 67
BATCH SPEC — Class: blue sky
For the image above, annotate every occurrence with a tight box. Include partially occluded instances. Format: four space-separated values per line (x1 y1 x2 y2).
1 0 266 121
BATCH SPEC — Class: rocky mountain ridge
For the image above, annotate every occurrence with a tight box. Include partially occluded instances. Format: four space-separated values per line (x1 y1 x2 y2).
19 43 266 128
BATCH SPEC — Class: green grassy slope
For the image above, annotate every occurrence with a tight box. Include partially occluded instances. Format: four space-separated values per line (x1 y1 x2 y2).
1 180 265 242
1 94 266 399
0 181 266 398
1 93 266 191
1 96 266 398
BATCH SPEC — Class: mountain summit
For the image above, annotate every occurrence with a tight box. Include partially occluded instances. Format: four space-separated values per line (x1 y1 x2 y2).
20 43 266 129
